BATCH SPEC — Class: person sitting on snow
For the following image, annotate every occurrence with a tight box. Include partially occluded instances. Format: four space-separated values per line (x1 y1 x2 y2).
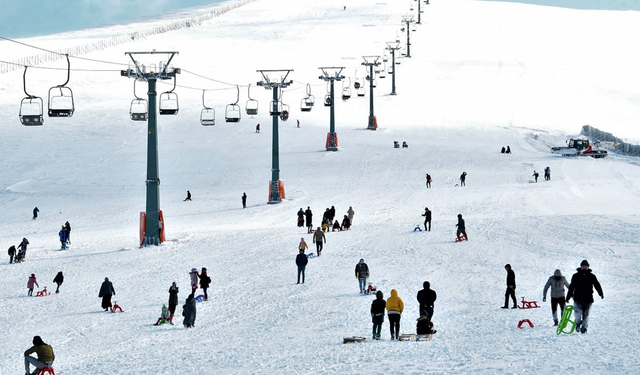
332 220 341 232
402 141 408 148
154 304 172 325
394 141 399 148
24 336 55 375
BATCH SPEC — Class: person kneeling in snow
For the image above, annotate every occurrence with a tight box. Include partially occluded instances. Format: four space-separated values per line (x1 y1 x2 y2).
154 304 172 325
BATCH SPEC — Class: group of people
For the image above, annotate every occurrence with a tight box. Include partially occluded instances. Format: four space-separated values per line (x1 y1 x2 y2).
532 167 551 182
8 237 29 263
501 146 512 154
25 271 64 296
370 280 437 340
393 141 408 148
503 260 603 333
58 221 71 249
297 206 354 234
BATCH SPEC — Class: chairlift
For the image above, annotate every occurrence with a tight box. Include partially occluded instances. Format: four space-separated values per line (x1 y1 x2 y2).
19 66 44 126
280 103 290 122
357 78 365 97
382 50 389 63
300 83 314 112
246 84 258 116
200 90 215 126
342 78 351 100
48 54 75 118
129 80 148 121
159 76 179 115
379 63 386 78
225 85 241 123
354 70 361 89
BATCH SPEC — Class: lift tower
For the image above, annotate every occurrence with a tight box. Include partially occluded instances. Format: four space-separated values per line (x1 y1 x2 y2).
402 15 415 58
318 67 345 151
362 56 381 130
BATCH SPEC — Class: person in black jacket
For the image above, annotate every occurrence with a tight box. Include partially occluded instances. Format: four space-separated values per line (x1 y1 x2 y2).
64 221 71 244
297 208 305 227
242 193 247 209
98 277 115 311
168 282 179 325
566 260 604 334
502 264 517 309
53 271 64 294
304 207 313 233
417 281 437 319
422 207 432 231
355 259 370 293
456 214 467 240
370 291 386 340
8 245 16 264
296 249 308 284
460 171 467 186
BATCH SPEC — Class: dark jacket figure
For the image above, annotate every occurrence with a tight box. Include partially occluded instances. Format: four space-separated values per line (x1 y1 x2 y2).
183 294 197 328
402 141 408 148
456 214 467 240
502 264 517 308
460 171 467 186
417 315 436 335
184 190 192 201
64 221 71 244
506 146 511 154
304 207 313 233
532 170 539 182
8 245 16 264
566 260 604 333
501 146 506 153
17 238 29 261
543 269 570 325
53 271 64 294
297 208 305 227
426 173 432 188
168 282 179 316
329 206 336 222
24 336 55 375
312 229 326 256
32 207 39 220
296 249 308 284
341 215 351 230
332 220 341 231
242 193 247 208
370 291 386 339
422 207 432 231
544 166 551 181
59 226 67 247
99 277 115 311
355 259 369 293
198 268 211 300
417 281 437 318
255 123 260 133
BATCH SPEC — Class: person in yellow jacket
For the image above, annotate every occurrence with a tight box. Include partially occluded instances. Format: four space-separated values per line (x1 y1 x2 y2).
24 335 55 374
386 289 404 340
298 238 308 252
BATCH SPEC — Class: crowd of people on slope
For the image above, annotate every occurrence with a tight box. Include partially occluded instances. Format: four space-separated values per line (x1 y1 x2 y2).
297 206 354 234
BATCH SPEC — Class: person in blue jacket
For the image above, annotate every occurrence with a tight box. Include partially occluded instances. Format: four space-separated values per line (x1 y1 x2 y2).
58 226 67 249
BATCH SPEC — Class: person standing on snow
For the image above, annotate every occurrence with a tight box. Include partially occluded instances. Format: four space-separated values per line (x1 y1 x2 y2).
422 207 432 232
255 123 260 133
313 228 326 256
566 260 604 334
168 282 179 324
184 190 192 201
386 289 404 340
456 214 467 240
329 206 336 224
532 170 539 183
355 259 370 293
460 171 467 187
543 269 570 326
298 237 308 253
198 267 211 301
426 173 432 188
58 226 67 249
544 166 551 181
189 268 199 295
296 249 308 284
27 273 39 296
24 336 55 375
18 238 29 260
32 207 39 220
502 264 517 309
242 193 247 209
347 206 355 224
297 208 305 228
183 294 197 328
370 290 386 340
53 271 64 294
99 277 115 311
304 207 313 233
417 281 437 319
64 221 71 244
8 245 16 264
341 215 351 230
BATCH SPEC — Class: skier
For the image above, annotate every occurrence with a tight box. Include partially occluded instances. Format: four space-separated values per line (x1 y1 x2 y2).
198 267 211 301
341 215 351 230
255 123 260 133
189 268 199 295
456 214 467 241
426 173 432 188
422 207 431 231
313 228 326 256
355 259 370 293
417 281 437 319
184 190 192 201
98 277 115 311
543 269 570 326
296 248 308 284
544 166 551 181
501 146 506 153
8 245 16 264
32 207 39 220
242 192 247 209
154 304 171 325
566 260 604 334
298 237 308 253
297 208 305 228
502 264 517 309
370 290 386 340
27 273 39 296
18 238 29 261
168 282 179 324
53 271 64 294
304 206 313 233
532 170 539 183
347 206 355 224
183 294 197 328
58 226 67 249
460 171 467 187
386 289 404 340
24 336 55 375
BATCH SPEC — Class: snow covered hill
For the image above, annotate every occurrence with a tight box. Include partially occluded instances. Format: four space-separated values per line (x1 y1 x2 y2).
1 0 639 373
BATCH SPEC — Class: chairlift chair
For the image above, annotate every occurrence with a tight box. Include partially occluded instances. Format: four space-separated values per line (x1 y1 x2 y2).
130 99 148 121
200 90 215 126
159 76 179 115
48 55 75 118
300 98 312 112
379 63 386 78
280 103 290 121
225 86 241 123
357 78 365 97
246 84 258 116
19 66 44 126
342 87 351 101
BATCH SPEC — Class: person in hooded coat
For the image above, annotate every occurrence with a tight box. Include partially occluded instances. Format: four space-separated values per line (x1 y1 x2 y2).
168 282 179 324
58 226 67 249
456 214 467 240
8 245 16 264
154 304 171 325
189 268 199 295
183 294 197 328
386 289 404 340
64 221 71 244
99 277 115 311
297 208 305 227
370 291 386 340
566 260 604 333
422 207 432 232
417 281 437 319
543 269 570 325
198 267 211 301
347 206 355 224
304 207 313 233
53 271 64 294
24 336 55 375
18 238 29 261
27 273 39 296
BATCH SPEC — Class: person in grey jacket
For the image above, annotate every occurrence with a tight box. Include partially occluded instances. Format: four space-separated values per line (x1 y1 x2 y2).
543 269 570 326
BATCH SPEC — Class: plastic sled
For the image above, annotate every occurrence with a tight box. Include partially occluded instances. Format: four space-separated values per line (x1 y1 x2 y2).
398 334 415 341
36 363 55 375
557 305 577 335
110 303 124 313
416 333 434 341
413 226 422 232
194 295 206 303
518 319 534 329
35 287 50 297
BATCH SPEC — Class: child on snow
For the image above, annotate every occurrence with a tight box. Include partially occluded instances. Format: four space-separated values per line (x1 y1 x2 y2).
27 273 39 296
154 304 172 325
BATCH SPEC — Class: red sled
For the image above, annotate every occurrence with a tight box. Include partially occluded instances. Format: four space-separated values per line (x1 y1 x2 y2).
35 287 51 297
110 303 124 313
518 298 541 309
455 235 468 242
518 319 534 329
